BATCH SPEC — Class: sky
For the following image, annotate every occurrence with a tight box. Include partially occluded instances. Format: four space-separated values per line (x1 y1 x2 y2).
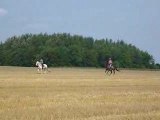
0 0 160 63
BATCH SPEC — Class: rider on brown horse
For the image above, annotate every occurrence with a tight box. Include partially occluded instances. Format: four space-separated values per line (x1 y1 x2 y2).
108 58 113 68
105 58 113 69
105 58 119 75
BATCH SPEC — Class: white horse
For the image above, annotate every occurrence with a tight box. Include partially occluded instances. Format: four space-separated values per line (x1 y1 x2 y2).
36 61 48 73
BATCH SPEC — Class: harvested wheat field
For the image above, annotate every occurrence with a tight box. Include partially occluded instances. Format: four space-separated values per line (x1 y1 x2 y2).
0 66 160 120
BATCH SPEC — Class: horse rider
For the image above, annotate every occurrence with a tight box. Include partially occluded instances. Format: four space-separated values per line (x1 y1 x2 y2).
108 58 113 68
40 58 44 69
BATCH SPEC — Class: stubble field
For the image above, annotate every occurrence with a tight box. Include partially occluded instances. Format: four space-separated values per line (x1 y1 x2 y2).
0 66 160 120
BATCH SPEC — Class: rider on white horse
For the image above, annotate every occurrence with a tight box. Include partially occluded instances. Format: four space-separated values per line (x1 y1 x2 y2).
40 58 44 69
36 60 48 72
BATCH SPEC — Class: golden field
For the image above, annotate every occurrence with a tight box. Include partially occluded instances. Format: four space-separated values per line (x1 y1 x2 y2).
0 66 160 120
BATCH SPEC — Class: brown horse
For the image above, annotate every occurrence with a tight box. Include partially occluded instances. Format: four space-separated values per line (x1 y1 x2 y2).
105 64 120 75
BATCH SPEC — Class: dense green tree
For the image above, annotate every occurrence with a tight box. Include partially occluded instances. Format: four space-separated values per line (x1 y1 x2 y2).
0 33 157 69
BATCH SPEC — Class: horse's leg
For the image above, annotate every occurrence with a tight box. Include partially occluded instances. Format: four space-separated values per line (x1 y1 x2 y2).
46 68 50 72
108 70 112 75
105 68 107 73
43 68 46 73
105 69 108 75
44 68 48 73
40 68 43 73
107 69 110 74
37 68 41 74
113 69 115 75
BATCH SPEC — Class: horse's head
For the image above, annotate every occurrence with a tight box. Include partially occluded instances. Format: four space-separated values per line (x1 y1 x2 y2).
36 61 39 66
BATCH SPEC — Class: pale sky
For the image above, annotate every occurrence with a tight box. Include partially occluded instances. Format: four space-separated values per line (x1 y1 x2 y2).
0 0 160 63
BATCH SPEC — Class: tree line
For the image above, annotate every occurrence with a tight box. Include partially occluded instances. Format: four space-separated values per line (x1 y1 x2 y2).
0 33 159 69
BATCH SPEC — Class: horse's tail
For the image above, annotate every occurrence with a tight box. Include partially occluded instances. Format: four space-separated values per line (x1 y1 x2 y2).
115 67 120 71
